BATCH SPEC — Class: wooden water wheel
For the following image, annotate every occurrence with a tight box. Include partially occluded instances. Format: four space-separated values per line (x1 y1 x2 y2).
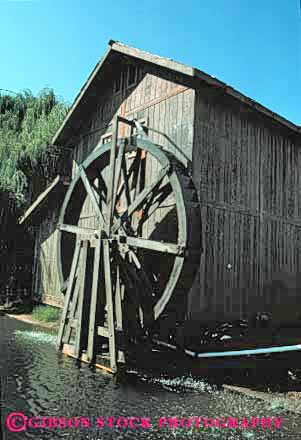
56 117 201 373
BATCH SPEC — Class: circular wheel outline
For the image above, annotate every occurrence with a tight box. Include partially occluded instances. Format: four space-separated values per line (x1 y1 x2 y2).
57 136 201 321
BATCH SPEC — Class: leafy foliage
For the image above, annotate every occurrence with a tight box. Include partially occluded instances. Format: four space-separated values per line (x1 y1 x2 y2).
0 89 69 292
0 88 69 207
31 304 61 323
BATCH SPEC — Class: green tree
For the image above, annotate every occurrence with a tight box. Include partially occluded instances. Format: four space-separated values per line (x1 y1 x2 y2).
0 88 69 207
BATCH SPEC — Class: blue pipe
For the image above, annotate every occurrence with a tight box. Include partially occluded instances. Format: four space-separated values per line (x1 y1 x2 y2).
192 344 301 358
152 338 301 358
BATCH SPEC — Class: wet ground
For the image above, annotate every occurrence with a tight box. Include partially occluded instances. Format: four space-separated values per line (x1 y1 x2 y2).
0 316 301 439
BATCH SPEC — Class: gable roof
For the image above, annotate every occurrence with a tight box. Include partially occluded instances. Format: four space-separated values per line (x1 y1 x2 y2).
52 40 300 146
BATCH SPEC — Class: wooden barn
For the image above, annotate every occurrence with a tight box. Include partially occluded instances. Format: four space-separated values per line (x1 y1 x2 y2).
21 40 301 326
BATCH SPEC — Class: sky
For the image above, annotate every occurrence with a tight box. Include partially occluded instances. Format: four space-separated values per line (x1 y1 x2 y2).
0 0 300 125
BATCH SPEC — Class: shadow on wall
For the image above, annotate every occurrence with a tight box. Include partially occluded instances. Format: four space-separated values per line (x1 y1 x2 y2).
262 272 301 325
34 222 60 305
192 270 301 327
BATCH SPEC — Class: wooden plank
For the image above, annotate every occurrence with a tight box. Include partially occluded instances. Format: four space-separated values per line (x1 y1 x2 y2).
62 345 114 374
58 223 95 236
56 240 81 350
105 117 118 235
80 167 105 227
125 236 183 255
68 318 77 329
19 175 65 224
115 264 125 363
121 156 132 209
97 326 109 338
111 166 168 234
64 273 81 343
112 140 126 213
87 238 102 362
103 239 117 373
74 240 88 359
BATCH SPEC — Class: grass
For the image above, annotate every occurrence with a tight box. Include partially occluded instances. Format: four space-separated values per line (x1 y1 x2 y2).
31 304 61 323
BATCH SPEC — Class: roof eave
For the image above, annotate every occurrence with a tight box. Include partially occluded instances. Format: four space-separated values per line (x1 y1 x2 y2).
52 46 113 146
19 175 70 225
51 40 300 147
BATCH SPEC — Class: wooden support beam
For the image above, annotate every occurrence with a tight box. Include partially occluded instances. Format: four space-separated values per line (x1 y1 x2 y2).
80 166 106 227
121 156 132 209
74 240 88 359
105 117 118 235
126 236 184 255
68 319 77 329
97 326 109 338
111 167 168 233
62 344 114 374
115 264 125 363
115 152 140 206
103 239 117 373
87 238 102 362
57 240 81 350
112 140 126 216
58 223 96 236
64 270 81 344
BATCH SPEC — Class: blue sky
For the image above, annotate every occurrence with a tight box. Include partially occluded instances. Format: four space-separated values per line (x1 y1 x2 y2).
0 0 300 125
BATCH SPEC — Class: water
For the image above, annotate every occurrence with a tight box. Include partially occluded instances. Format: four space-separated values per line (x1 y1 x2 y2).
0 316 301 439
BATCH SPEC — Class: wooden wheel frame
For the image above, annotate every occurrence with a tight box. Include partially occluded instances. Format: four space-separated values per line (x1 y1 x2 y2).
57 118 201 337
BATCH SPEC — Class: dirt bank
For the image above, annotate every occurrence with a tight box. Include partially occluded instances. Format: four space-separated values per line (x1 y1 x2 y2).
5 313 59 330
224 385 301 415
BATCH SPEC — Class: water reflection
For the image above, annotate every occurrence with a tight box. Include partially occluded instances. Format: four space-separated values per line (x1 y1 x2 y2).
0 316 300 439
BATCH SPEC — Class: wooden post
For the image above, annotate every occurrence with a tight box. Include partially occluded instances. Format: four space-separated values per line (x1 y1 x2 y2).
103 239 117 373
74 240 88 359
115 264 125 363
57 240 82 350
64 266 81 345
106 116 118 235
87 237 102 362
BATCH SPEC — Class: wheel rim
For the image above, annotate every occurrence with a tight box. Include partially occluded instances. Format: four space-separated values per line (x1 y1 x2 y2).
57 136 200 324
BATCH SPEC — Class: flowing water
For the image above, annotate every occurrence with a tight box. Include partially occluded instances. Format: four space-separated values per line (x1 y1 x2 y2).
0 316 300 439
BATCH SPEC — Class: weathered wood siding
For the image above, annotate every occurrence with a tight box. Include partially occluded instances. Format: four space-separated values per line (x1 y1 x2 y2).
32 54 301 325
71 63 194 168
71 61 195 264
32 207 64 306
34 59 195 306
191 88 301 321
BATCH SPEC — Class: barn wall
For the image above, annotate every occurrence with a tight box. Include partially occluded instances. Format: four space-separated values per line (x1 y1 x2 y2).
72 63 194 168
192 88 301 322
32 207 64 307
34 60 195 307
32 54 300 324
71 61 195 254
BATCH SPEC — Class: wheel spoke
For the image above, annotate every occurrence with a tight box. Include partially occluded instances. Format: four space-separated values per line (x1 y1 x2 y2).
103 239 117 372
58 223 96 236
112 141 126 214
115 152 140 207
117 254 154 327
79 166 106 227
121 156 131 208
126 236 184 256
116 254 139 304
105 118 118 235
131 149 142 201
136 183 173 234
111 166 168 234
97 171 108 196
129 250 154 296
58 124 199 332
